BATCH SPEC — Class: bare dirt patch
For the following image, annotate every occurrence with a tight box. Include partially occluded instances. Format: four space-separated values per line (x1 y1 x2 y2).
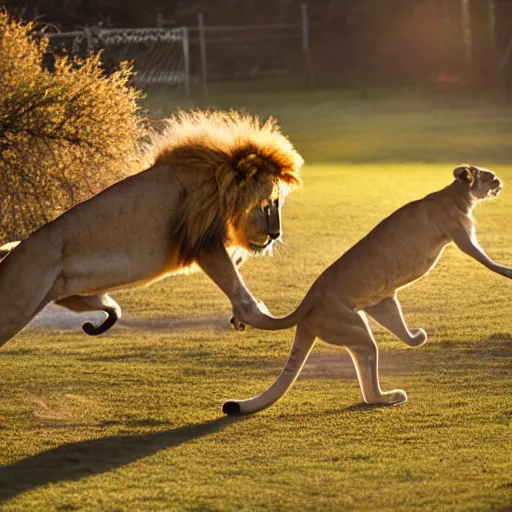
120 314 229 332
29 304 105 330
29 304 231 332
302 349 416 379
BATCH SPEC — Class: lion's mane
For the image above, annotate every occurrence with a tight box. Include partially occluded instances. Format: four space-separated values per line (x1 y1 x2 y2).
147 110 304 264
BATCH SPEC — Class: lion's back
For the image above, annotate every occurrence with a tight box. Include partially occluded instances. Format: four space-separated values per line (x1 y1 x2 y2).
45 164 183 292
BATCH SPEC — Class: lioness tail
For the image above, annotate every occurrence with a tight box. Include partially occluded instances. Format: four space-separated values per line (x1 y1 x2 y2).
241 291 317 331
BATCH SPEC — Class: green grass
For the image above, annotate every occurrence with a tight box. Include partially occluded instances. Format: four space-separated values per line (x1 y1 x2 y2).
143 84 512 165
1 88 512 511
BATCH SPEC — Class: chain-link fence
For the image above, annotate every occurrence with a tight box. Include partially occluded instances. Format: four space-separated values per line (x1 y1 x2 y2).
39 1 512 98
45 27 190 96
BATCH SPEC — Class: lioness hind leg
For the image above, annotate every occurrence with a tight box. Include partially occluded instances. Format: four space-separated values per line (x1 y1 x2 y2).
318 310 407 406
364 296 427 348
222 324 316 415
56 294 121 336
347 339 408 406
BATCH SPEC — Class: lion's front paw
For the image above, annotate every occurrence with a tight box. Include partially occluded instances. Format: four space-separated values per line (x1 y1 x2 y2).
255 299 271 315
230 316 246 331
233 298 272 327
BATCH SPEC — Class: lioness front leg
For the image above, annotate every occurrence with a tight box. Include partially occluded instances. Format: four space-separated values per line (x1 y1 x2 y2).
56 294 121 335
454 230 512 279
364 296 427 347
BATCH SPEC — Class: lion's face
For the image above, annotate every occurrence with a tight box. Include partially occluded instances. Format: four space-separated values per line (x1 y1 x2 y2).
453 165 503 200
236 197 282 253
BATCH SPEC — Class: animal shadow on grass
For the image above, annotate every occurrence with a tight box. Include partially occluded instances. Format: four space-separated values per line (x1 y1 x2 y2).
0 416 243 504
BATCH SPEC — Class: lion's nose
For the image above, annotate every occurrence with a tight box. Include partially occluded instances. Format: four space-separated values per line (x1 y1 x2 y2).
268 231 281 240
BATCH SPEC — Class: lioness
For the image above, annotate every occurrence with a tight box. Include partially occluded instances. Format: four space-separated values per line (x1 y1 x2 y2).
0 110 302 346
225 164 511 415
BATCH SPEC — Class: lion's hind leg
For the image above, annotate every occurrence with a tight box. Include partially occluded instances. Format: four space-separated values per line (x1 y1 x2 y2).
222 324 316 415
364 296 427 348
0 238 63 346
56 294 121 336
0 289 55 347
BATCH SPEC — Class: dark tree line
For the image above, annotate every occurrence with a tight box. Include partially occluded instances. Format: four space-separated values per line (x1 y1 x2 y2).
4 1 512 89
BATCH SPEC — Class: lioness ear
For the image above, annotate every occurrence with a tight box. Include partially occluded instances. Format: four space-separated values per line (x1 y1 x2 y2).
453 165 474 183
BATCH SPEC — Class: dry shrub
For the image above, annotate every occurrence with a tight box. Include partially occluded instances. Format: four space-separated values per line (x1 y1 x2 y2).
0 11 148 242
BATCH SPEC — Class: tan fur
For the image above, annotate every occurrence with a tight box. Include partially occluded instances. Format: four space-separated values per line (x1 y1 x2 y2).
0 241 19 261
148 110 302 264
225 165 511 415
0 110 303 344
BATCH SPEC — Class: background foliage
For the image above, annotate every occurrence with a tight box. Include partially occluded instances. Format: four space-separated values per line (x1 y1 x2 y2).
0 11 147 242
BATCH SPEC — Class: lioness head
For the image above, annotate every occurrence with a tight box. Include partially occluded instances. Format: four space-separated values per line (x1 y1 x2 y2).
453 164 503 200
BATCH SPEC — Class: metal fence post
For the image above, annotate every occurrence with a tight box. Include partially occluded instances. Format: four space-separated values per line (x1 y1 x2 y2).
461 0 473 72
198 13 208 103
488 0 496 56
301 3 309 54
182 26 190 99
301 3 314 88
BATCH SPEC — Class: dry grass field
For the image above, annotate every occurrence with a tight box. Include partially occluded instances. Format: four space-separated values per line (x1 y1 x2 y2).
0 88 511 511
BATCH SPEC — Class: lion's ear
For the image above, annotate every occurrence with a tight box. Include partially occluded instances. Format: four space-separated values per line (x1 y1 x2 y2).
453 164 474 183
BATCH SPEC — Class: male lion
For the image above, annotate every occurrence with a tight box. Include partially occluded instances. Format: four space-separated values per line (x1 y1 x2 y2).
0 110 302 346
225 164 511 415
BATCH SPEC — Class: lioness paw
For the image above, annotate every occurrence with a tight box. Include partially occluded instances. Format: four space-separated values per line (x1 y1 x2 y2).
409 328 427 347
384 389 408 405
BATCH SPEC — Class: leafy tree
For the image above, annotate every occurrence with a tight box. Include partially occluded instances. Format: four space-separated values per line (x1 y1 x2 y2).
0 11 147 242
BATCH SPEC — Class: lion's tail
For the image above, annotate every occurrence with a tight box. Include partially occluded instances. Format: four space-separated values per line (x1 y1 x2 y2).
0 233 61 346
223 323 316 415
